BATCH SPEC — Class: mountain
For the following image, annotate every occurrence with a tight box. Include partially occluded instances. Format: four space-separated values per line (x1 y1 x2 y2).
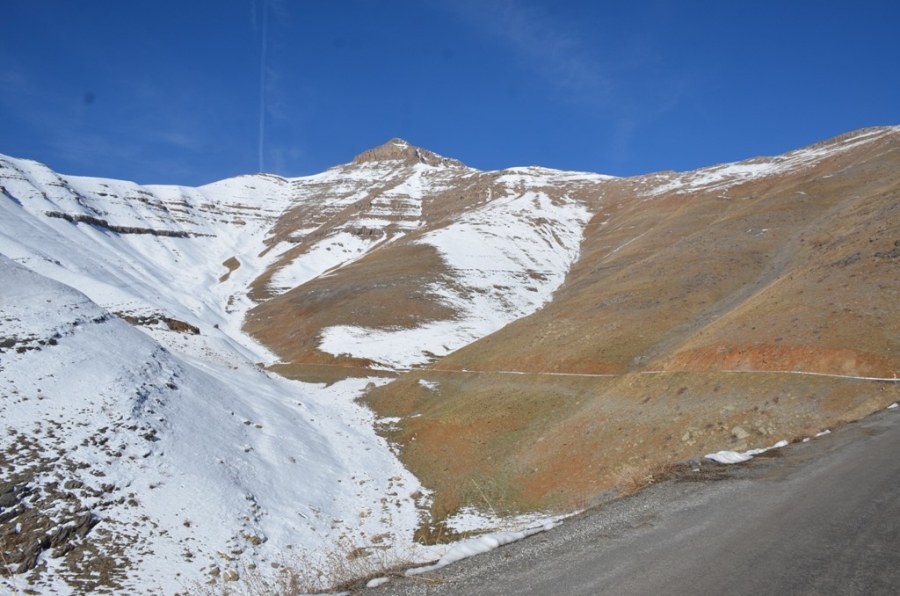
244 138 609 373
363 128 900 517
2 129 899 592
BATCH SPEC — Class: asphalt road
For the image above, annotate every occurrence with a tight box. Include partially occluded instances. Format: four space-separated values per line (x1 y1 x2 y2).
364 405 900 595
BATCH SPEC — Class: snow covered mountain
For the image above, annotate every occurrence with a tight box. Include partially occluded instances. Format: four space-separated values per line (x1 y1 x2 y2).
2 129 900 593
0 139 607 593
1 255 431 593
244 139 610 372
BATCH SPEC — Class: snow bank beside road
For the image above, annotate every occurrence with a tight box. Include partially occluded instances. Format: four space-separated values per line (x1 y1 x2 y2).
705 440 789 464
405 520 562 577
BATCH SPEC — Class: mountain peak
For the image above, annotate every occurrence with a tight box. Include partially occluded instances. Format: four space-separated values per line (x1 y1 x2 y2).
352 138 466 168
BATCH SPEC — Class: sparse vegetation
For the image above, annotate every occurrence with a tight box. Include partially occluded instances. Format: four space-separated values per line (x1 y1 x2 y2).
185 539 418 596
612 458 676 496
367 368 900 524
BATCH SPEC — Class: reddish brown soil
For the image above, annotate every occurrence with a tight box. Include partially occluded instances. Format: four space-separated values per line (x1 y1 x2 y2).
665 344 897 378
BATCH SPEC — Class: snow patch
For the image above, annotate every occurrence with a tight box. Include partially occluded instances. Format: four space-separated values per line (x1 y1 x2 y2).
705 440 789 464
366 576 391 588
268 232 380 294
644 128 895 198
405 520 561 576
319 190 591 368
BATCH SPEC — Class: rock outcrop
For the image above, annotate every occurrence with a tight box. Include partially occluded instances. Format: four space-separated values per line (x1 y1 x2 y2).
352 138 466 168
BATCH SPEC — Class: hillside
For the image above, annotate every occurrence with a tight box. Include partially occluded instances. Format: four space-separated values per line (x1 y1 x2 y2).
2 128 899 592
362 128 900 517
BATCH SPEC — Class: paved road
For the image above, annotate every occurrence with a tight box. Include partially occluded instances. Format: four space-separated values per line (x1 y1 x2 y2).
365 406 900 595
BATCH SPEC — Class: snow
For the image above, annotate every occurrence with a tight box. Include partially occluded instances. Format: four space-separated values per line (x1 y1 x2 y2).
0 256 436 593
405 519 562 576
496 167 614 188
268 232 381 294
443 507 562 535
261 165 460 298
644 127 896 197
0 154 444 592
367 576 391 588
418 379 439 391
0 154 298 364
6 126 890 591
705 440 789 464
319 190 592 368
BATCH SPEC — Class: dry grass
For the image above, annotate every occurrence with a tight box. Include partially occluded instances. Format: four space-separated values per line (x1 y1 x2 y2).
185 539 417 596
1 550 22 596
367 369 900 521
612 458 676 496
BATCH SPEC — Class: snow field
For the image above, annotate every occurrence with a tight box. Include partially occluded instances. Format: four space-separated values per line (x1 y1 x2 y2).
0 256 436 592
267 232 382 295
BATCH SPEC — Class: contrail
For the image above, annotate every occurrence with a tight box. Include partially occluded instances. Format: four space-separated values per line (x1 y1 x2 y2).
258 0 269 173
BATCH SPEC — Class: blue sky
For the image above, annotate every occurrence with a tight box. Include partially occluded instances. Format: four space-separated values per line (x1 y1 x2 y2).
2 1 898 186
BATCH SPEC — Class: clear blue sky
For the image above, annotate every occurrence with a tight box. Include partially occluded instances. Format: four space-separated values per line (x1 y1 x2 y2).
2 1 898 186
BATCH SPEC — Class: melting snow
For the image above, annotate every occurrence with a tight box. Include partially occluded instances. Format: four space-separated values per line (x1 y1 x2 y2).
405 520 562 577
705 440 789 464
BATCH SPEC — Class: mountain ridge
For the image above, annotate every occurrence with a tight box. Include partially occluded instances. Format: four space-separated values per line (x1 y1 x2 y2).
1 126 899 592
352 138 468 168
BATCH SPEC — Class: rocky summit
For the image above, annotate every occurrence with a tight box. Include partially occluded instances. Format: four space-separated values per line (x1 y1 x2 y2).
1 127 899 593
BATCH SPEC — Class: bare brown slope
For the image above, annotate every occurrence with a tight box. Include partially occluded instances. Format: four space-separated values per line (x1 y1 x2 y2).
427 129 900 377
367 371 900 518
246 242 457 373
364 127 900 518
